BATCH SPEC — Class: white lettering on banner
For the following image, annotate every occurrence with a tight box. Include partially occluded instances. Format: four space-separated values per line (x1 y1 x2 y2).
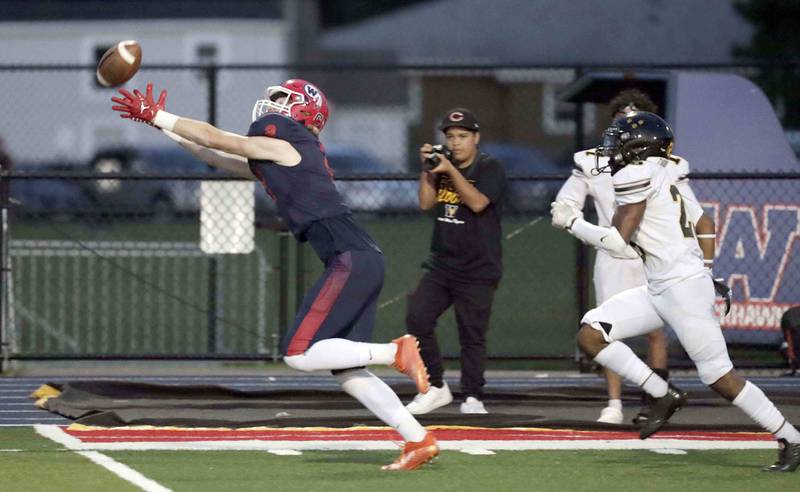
715 204 799 302
703 202 800 333
715 301 792 331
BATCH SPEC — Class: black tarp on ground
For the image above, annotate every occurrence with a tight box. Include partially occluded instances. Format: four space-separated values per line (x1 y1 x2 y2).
32 380 800 431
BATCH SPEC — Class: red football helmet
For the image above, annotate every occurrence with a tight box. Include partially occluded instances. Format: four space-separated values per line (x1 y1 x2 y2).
251 79 329 131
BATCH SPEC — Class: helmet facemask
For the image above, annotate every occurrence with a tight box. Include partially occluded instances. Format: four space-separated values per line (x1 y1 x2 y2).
251 85 306 122
594 126 625 175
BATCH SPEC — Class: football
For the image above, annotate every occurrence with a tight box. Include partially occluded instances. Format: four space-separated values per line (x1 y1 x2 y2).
96 40 142 87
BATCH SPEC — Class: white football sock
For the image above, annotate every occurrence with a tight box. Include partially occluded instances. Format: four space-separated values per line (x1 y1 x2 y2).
335 368 427 442
608 399 623 411
594 342 668 398
733 381 800 443
283 338 397 372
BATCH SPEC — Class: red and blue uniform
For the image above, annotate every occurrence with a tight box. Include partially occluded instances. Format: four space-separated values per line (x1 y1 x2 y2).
247 114 383 356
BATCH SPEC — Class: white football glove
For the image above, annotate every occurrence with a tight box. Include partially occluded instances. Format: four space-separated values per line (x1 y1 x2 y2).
550 201 582 230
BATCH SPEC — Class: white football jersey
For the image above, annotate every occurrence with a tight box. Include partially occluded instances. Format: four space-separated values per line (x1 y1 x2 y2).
557 150 616 227
613 157 705 294
557 149 697 259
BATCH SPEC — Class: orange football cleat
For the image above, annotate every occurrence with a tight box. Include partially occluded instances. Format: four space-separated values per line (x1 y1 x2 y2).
391 335 430 394
382 432 439 471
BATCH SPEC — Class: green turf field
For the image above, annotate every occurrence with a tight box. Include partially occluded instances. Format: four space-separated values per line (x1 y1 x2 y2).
9 214 580 358
1 426 796 492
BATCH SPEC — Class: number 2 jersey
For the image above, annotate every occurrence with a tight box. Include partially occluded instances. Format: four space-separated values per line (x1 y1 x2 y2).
558 149 699 261
246 113 381 262
612 156 705 294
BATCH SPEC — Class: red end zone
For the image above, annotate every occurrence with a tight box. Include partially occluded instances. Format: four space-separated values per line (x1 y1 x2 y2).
64 426 773 443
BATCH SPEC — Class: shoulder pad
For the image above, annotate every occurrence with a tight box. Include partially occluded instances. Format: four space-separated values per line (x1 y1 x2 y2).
248 113 314 143
572 148 598 176
612 163 653 192
666 154 690 182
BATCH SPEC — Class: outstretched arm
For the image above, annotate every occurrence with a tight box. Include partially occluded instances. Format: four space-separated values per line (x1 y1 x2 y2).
161 130 256 180
111 83 300 166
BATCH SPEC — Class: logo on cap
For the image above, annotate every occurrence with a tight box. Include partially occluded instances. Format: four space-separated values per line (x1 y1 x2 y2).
449 112 465 122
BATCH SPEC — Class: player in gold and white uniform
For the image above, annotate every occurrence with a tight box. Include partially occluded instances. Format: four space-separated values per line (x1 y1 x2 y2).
551 111 800 472
556 90 700 425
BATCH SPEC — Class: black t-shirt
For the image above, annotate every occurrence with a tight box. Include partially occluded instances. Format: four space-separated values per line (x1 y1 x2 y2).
423 152 507 283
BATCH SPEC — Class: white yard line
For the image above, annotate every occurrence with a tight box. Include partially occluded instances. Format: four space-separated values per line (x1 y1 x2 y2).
505 217 543 240
76 451 172 492
34 425 172 492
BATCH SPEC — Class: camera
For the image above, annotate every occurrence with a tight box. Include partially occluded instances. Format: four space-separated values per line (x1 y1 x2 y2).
424 144 453 169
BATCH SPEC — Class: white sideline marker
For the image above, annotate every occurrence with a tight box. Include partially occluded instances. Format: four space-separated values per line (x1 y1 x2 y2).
34 425 172 492
268 449 303 456
460 448 496 455
650 448 688 455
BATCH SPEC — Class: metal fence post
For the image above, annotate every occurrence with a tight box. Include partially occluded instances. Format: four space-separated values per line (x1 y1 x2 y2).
572 66 592 371
205 64 221 353
0 161 8 373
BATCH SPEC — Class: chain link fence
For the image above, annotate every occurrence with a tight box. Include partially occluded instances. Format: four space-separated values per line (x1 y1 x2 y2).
0 63 798 371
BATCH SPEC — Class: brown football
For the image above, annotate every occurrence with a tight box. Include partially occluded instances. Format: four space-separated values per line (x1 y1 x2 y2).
96 40 142 87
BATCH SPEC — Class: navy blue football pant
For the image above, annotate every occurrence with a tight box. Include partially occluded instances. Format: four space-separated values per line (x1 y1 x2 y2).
281 250 384 357
406 269 497 399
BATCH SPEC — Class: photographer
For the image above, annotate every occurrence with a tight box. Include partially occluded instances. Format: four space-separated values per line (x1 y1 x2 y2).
405 108 507 415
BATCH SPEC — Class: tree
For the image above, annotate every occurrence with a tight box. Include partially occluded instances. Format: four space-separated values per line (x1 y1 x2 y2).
734 0 800 127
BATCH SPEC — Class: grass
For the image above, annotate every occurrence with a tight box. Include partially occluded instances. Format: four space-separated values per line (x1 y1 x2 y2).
1 426 796 492
8 213 581 358
0 427 139 492
7 214 788 370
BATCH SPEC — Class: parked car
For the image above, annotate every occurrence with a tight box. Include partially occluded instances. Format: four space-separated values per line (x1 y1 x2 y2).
85 147 216 220
481 142 566 213
13 144 422 221
325 144 418 213
9 175 90 220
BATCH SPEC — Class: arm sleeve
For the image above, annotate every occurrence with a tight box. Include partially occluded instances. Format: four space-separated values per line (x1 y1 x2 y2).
612 164 655 205
474 157 507 204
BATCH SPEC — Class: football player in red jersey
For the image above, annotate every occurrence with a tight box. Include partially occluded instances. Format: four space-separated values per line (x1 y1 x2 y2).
111 80 439 471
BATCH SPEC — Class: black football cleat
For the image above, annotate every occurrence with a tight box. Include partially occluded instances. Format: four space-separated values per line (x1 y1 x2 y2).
632 395 654 426
762 439 800 472
639 384 688 439
632 406 650 426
